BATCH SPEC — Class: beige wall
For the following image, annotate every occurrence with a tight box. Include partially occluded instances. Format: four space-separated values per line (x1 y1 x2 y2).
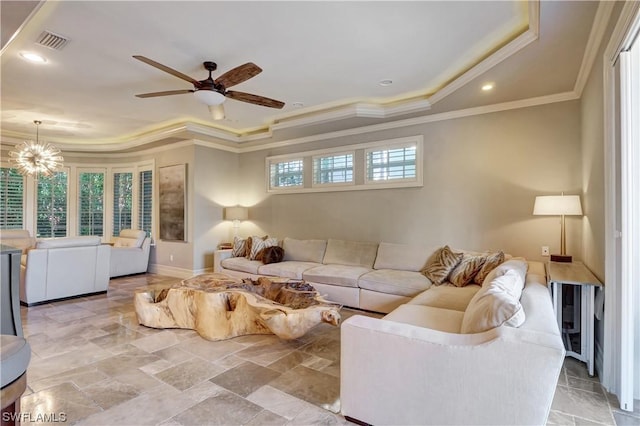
238 100 583 262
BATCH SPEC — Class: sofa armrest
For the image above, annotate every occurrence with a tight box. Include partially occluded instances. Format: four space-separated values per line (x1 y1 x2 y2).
214 249 233 273
340 315 565 426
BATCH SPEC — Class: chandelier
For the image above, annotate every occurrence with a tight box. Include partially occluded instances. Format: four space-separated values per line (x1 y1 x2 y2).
9 120 64 177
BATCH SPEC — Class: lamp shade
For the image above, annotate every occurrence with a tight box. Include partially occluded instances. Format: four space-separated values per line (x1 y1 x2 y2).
533 195 583 216
224 206 248 221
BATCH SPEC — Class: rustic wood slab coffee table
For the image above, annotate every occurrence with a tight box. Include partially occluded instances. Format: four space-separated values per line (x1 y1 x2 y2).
134 273 342 341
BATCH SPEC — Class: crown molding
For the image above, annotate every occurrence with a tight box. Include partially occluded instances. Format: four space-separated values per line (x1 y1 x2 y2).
428 0 539 106
239 90 580 154
574 1 616 96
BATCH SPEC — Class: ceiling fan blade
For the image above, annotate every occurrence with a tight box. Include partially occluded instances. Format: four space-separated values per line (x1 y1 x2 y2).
226 91 285 109
215 63 262 89
133 55 200 86
135 89 194 98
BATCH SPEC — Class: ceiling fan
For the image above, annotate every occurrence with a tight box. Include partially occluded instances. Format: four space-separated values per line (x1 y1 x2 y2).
133 55 285 120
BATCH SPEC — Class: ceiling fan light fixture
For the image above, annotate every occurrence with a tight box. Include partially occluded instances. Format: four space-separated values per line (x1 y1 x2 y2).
194 89 225 106
208 104 225 120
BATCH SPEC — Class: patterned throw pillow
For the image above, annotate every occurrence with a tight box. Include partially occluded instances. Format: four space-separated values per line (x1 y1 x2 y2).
249 236 278 260
449 254 486 287
473 251 506 285
231 237 248 257
420 246 463 285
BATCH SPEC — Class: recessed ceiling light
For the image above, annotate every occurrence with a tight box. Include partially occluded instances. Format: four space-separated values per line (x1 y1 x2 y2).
481 83 494 91
292 102 304 108
379 79 393 86
20 52 47 63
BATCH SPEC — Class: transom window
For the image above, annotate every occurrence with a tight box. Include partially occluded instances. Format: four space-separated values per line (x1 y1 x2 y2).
266 136 422 194
365 144 417 183
313 153 354 186
269 159 304 189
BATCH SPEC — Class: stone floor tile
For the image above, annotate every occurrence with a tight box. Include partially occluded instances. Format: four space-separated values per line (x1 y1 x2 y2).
613 410 640 425
246 409 289 425
210 361 281 397
172 390 262 425
19 382 102 425
247 385 316 420
547 410 575 425
81 378 140 410
154 358 224 391
552 385 615 425
130 330 181 353
269 365 340 413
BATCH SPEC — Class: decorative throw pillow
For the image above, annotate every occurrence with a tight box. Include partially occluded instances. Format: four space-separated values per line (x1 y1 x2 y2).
473 251 505 285
249 236 278 260
232 237 248 257
261 246 285 264
420 246 463 285
461 271 526 334
449 254 486 287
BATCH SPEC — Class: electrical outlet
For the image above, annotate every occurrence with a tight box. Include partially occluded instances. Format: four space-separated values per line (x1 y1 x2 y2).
541 246 550 256
170 254 174 262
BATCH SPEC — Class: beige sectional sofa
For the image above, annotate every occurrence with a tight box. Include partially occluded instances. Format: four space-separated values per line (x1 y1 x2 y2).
218 238 437 313
219 237 565 424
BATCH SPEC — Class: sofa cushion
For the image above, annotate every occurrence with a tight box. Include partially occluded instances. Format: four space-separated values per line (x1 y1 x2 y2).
358 270 432 297
420 245 463 285
408 283 481 312
473 251 505 285
303 264 371 288
258 261 319 280
480 258 528 295
373 242 438 272
383 304 464 333
283 238 327 263
221 256 263 275
37 236 101 249
449 253 486 287
322 239 378 268
460 271 526 334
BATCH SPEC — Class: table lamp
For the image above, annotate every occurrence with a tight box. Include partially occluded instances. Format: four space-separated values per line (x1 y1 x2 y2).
224 206 248 238
533 194 583 262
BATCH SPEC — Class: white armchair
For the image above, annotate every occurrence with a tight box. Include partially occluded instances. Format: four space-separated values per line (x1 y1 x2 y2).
110 229 151 277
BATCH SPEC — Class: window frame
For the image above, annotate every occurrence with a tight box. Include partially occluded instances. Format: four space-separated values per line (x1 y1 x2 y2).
265 136 423 194
267 157 305 192
0 166 26 229
311 151 355 188
364 141 419 185
77 167 106 237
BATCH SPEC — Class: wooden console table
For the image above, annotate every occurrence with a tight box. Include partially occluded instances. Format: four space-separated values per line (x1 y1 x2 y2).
547 261 602 376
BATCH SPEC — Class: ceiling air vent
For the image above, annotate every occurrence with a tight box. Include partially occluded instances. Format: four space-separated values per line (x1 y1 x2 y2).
36 30 70 50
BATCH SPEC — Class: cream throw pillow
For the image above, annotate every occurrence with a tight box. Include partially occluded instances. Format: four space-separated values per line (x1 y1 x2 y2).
420 246 463 285
249 236 278 261
449 254 486 287
461 270 526 334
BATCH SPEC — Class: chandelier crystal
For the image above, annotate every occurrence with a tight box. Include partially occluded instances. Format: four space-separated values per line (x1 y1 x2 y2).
9 120 64 177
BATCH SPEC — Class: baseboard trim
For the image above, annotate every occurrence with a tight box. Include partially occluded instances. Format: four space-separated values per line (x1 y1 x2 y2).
147 263 212 279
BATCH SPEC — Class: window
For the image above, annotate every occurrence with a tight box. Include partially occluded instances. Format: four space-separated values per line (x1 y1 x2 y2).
313 153 354 186
113 172 133 236
366 144 417 183
138 169 153 237
37 171 68 238
78 171 104 236
0 167 24 229
266 136 422 194
269 159 303 189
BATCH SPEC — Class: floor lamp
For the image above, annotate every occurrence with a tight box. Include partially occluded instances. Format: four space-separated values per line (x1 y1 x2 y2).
533 194 583 262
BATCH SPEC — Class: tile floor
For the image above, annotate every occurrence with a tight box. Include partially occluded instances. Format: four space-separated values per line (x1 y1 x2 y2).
16 273 638 426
